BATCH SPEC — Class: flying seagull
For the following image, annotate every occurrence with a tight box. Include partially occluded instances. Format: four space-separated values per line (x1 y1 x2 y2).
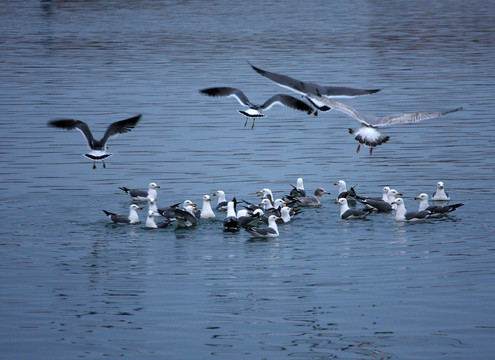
199 87 313 128
249 62 380 113
48 114 141 168
309 95 462 154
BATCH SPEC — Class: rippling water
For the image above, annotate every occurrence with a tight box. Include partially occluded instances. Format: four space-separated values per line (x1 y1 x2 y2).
1 1 494 359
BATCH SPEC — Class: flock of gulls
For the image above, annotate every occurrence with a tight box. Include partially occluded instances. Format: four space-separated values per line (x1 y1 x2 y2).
47 62 463 169
46 62 464 235
101 179 463 237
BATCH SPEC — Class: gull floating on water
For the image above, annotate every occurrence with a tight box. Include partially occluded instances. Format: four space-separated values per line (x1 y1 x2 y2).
289 178 306 197
336 198 373 219
146 210 170 229
355 189 402 212
288 188 330 207
246 214 281 238
249 62 380 113
213 190 228 211
119 182 160 202
103 204 142 224
392 198 430 222
432 181 450 201
200 194 216 219
334 180 357 205
199 87 313 128
223 200 240 231
415 193 463 216
47 114 141 168
309 95 463 154
175 205 198 228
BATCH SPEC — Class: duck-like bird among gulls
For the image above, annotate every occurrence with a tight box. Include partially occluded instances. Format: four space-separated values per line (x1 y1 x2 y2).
199 87 313 128
47 114 141 168
309 95 462 155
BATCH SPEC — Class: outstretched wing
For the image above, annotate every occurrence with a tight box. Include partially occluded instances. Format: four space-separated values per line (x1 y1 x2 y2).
100 114 142 145
48 119 96 149
261 94 313 113
373 107 463 128
310 95 372 125
249 62 380 98
199 87 252 107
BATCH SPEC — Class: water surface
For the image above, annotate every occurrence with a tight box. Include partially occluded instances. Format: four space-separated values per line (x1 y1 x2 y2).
1 1 494 359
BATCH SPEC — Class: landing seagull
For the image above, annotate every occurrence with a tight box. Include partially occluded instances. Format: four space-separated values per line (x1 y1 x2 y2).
199 87 313 129
309 95 462 154
47 114 141 168
249 62 380 113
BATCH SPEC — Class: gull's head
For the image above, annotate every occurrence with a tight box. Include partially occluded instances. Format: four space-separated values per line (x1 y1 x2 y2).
130 204 143 210
315 188 330 196
268 215 281 222
388 189 402 197
415 193 428 201
382 186 391 194
296 178 304 188
335 180 346 187
147 196 156 205
274 198 288 208
203 194 211 202
213 190 225 197
260 198 272 207
147 210 154 218
437 181 444 189
336 198 347 206
149 183 160 189
183 199 196 208
391 197 404 206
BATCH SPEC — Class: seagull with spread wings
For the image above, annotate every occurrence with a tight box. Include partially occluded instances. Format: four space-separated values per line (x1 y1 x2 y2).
199 87 313 129
310 95 462 154
249 62 380 113
48 114 141 168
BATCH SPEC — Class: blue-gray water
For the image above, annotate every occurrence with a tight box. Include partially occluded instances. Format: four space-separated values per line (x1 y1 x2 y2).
1 1 494 359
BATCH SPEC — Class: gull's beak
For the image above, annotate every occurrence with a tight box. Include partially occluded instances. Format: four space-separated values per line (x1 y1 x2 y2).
259 202 264 206
277 217 282 221
213 192 217 196
414 197 421 200
156 185 160 188
137 206 143 210
256 191 262 196
324 191 331 194
335 201 340 204
191 202 197 207
391 201 397 205
396 192 403 196
334 182 339 185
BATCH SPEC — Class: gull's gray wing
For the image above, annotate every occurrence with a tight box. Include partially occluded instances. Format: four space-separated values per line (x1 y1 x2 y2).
261 94 313 113
48 119 96 149
310 95 462 128
199 87 252 107
100 114 141 145
372 107 463 128
308 96 374 125
249 62 380 98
